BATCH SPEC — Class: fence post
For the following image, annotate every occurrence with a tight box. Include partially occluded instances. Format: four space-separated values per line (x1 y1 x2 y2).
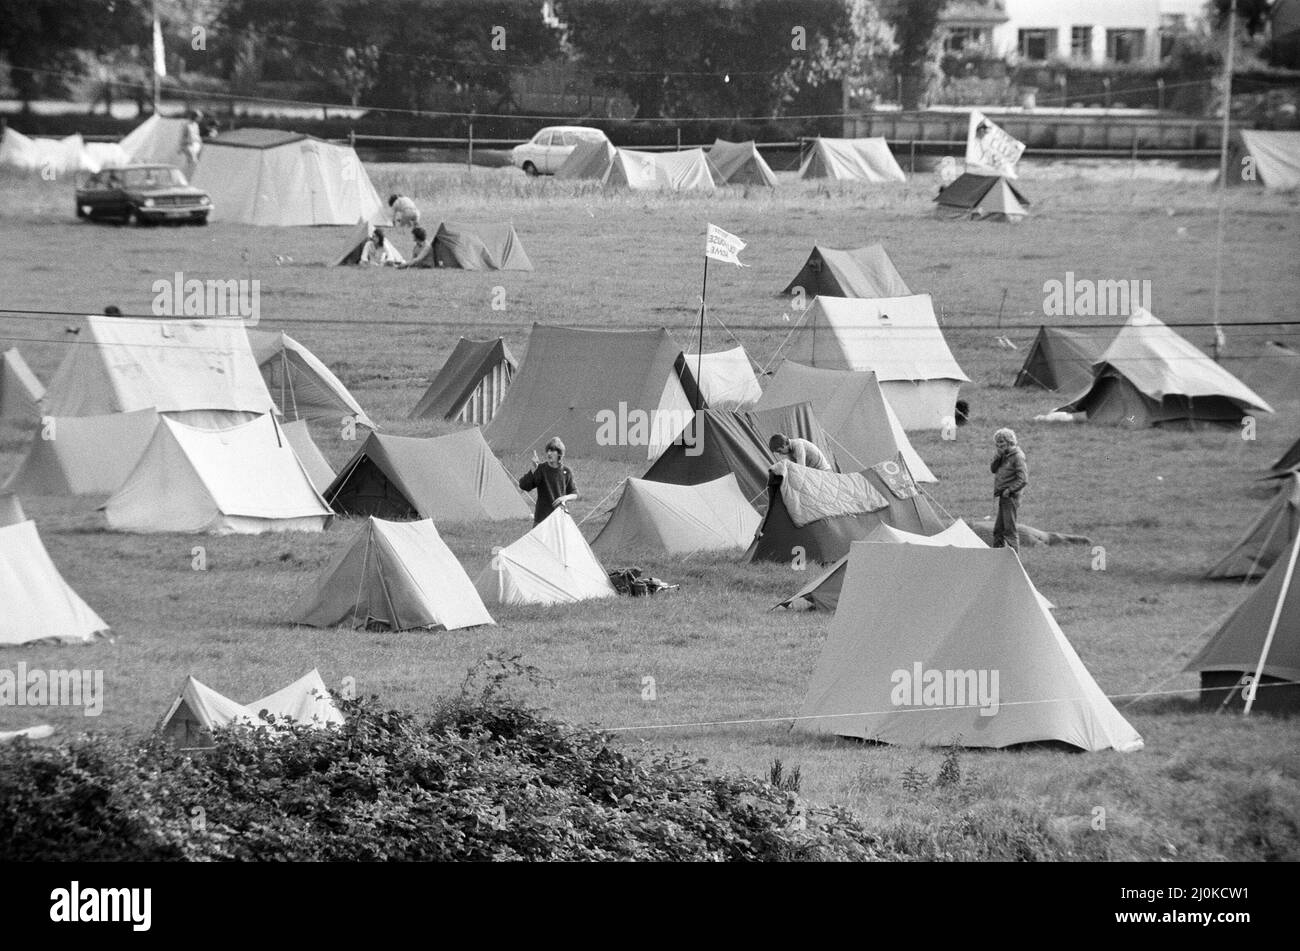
676 127 681 151
910 139 916 174
348 129 355 150
467 122 474 171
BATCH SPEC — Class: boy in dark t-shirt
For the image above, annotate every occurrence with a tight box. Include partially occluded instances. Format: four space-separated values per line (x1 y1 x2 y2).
519 436 578 525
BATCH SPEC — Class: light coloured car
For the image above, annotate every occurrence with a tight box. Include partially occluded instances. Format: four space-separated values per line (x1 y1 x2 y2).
511 126 609 176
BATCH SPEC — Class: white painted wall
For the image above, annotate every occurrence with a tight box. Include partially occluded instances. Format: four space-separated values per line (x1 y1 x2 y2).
991 0 1163 63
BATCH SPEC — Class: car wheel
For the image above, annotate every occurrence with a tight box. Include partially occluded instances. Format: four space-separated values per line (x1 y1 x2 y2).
193 214 209 226
75 204 86 219
523 162 539 177
124 207 139 225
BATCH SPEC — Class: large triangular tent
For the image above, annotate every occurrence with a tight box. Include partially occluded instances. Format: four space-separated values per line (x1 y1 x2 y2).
431 222 534 271
0 519 108 646
1274 436 1300 478
247 328 375 428
605 148 716 191
799 137 906 183
1057 308 1274 427
795 543 1144 750
673 347 762 411
1013 326 1113 393
592 474 761 556
781 245 911 300
158 670 345 749
1205 474 1300 581
746 456 945 564
706 139 778 187
281 419 335 494
782 295 969 431
1186 533 1300 714
475 508 617 607
291 517 493 631
103 414 332 534
555 138 617 180
409 337 518 425
119 114 189 165
2 409 159 496
324 429 530 523
1239 130 1300 190
1 348 45 420
935 172 1030 221
484 325 695 462
331 218 406 266
755 361 936 481
191 128 385 226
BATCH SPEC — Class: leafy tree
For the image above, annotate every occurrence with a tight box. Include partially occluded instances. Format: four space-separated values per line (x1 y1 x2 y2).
878 0 945 109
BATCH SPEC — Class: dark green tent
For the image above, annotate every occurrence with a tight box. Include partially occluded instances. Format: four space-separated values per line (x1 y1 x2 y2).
431 222 533 270
409 337 517 423
1013 326 1112 393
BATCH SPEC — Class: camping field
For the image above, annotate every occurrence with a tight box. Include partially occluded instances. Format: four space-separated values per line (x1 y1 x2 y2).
1 162 1298 860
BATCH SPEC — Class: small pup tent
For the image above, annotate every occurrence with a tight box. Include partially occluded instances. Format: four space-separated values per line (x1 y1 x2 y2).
934 172 1029 221
158 670 345 750
0 519 108 646
431 222 533 270
2 409 158 497
781 245 911 300
745 457 945 564
795 544 1144 750
1186 532 1300 714
706 139 777 187
484 325 695 463
475 508 617 606
799 137 906 183
1205 474 1300 581
556 138 617 180
103 415 332 534
1239 131 1300 191
1013 326 1112 393
324 429 530 523
782 295 969 431
281 419 335 493
673 347 762 411
1 348 44 420
605 148 716 191
191 128 385 226
1057 308 1274 427
409 337 518 425
592 474 761 556
119 114 189 165
247 328 375 428
291 517 494 631
331 219 406 266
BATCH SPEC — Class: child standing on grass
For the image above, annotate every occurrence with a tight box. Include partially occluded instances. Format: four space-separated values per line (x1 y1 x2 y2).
519 437 578 525
991 427 1028 552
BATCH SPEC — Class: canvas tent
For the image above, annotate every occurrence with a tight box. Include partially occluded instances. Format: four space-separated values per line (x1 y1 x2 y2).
1 348 45 420
331 219 406 266
0 128 102 175
746 456 945 564
0 519 108 646
781 245 911 300
935 172 1029 221
1205 474 1300 580
1013 326 1113 393
191 128 385 226
431 222 533 270
291 517 493 631
484 325 695 462
158 669 345 749
324 429 530 523
755 361 935 482
1239 131 1300 191
1186 532 1300 714
799 137 906 183
1057 308 1274 427
592 474 761 556
119 114 189 165
282 419 335 493
555 138 617 180
247 328 374 428
1274 436 1300 477
409 337 517 425
673 347 762 411
0 492 24 526
3 409 158 497
103 414 332 534
782 294 969 431
795 543 1143 750
606 148 716 191
1228 340 1300 408
475 508 617 606
706 139 778 187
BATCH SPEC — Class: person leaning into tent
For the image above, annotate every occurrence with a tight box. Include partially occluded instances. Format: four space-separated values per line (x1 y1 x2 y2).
769 433 832 471
991 428 1028 552
389 194 420 227
519 437 577 525
399 226 434 269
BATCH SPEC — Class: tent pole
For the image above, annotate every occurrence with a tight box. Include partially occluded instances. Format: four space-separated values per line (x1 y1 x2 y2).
1244 529 1300 715
1211 0 1237 351
696 255 709 414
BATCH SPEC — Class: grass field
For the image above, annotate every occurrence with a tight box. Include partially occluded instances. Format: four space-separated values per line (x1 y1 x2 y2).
1 162 1298 860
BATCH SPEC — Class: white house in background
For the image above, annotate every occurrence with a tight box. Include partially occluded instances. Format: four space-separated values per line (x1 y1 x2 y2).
941 1 1212 65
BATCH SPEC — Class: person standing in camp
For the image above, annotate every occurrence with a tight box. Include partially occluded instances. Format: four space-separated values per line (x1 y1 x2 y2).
399 226 434 269
181 111 203 175
519 437 578 525
769 433 832 471
389 194 421 227
991 427 1028 552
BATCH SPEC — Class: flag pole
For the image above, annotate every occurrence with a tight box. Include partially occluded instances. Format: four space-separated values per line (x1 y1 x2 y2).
696 253 708 414
151 3 161 113
1211 0 1237 360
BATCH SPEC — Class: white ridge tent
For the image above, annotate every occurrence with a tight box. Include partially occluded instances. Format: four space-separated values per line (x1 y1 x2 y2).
247 328 375 428
1 348 45 420
605 148 716 191
476 509 617 606
799 137 906 183
0 519 108 646
592 474 762 556
158 669 345 749
675 346 763 411
281 420 335 493
1240 131 1300 191
0 128 103 175
3 409 159 497
119 114 190 165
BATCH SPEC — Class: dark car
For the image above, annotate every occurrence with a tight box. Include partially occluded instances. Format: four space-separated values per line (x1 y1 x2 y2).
74 164 212 225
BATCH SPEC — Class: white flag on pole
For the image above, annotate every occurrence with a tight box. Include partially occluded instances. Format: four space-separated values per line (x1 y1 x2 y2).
153 17 167 78
966 110 1024 178
705 223 747 267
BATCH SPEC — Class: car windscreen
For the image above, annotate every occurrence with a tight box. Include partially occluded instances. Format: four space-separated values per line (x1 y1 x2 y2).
121 168 188 188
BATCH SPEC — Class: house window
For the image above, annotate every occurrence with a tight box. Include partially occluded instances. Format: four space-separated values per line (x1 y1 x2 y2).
944 26 990 54
1106 29 1147 63
1018 29 1058 62
1070 26 1093 61
1159 14 1186 59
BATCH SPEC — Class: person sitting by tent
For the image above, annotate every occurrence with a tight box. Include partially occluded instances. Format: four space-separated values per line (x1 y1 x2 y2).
769 433 832 471
360 226 401 267
519 437 578 525
399 226 434 269
389 194 421 227
991 427 1028 552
